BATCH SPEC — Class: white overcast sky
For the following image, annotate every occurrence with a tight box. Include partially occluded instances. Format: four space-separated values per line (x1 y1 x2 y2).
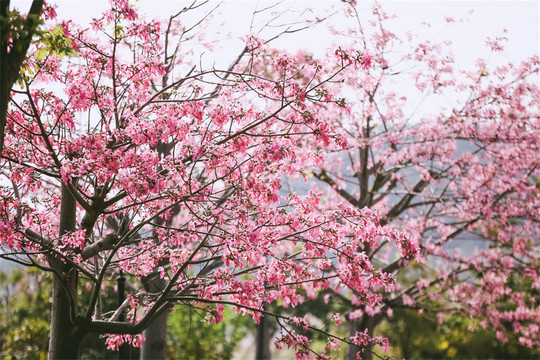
10 0 540 69
9 0 540 122
6 0 537 132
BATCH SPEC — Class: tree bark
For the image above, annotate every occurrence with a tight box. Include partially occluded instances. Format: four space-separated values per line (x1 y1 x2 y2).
140 275 168 360
0 0 44 154
140 312 168 360
48 273 85 359
139 142 174 360
346 314 382 360
255 309 272 360
48 184 86 359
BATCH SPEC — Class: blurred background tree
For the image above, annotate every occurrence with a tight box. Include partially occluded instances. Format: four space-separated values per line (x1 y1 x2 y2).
1 266 538 359
1 268 49 360
0 268 137 359
0 267 252 360
266 284 539 360
375 308 539 360
166 306 253 360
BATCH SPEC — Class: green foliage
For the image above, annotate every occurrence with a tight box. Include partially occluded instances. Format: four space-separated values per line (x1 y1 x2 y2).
375 309 540 360
19 23 75 86
34 24 75 61
114 24 125 38
266 290 351 359
275 282 538 360
166 305 253 360
0 268 131 359
1 268 252 360
0 6 75 87
0 268 50 360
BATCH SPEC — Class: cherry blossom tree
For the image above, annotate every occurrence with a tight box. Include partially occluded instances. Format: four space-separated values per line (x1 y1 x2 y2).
2 1 538 359
277 2 539 359
0 1 412 359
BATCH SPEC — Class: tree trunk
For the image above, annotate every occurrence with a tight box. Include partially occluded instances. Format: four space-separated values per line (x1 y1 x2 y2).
140 273 168 360
139 142 173 360
255 310 272 360
48 273 85 359
0 0 44 153
346 314 381 360
140 312 168 360
48 184 85 359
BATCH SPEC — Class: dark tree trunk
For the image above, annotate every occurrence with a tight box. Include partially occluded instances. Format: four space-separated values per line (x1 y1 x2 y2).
255 310 272 360
346 314 382 360
0 0 44 154
48 184 86 359
48 273 85 359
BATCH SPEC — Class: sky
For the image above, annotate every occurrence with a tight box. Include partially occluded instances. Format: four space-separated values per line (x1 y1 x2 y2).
10 0 540 70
